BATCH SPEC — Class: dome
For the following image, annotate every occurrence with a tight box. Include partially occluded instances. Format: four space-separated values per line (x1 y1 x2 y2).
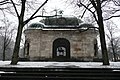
40 16 82 26
29 22 45 28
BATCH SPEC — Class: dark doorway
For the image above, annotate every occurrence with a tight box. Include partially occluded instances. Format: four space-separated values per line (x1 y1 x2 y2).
53 38 70 61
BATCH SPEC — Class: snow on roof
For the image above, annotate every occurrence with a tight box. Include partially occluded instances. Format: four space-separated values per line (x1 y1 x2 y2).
0 61 120 68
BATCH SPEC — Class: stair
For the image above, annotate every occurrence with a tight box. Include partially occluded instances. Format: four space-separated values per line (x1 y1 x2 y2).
0 67 120 80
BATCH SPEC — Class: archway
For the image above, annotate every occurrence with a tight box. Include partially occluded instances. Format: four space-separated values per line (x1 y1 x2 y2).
53 38 70 61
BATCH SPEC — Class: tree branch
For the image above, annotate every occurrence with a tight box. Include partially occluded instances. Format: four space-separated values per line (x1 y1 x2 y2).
90 0 97 10
0 0 8 3
24 0 48 25
81 3 92 18
10 0 20 18
0 0 10 5
112 0 120 6
77 2 98 23
104 15 120 20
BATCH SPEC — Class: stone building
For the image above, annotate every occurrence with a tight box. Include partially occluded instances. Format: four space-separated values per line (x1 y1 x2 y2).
24 16 98 61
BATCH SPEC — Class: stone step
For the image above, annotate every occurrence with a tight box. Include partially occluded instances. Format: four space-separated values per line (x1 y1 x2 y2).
0 67 120 80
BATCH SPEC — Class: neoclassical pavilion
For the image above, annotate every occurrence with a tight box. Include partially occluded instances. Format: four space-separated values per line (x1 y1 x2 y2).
24 16 98 61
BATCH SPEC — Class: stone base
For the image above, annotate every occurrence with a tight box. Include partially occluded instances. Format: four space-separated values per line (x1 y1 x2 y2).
26 57 94 62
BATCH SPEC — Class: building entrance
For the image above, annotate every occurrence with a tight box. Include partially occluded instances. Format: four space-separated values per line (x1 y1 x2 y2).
53 38 70 61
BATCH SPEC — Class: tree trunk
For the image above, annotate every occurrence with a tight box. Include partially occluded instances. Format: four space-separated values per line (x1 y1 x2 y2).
10 0 26 65
2 45 5 61
10 23 23 65
2 36 6 61
111 40 117 62
96 0 109 65
99 24 109 65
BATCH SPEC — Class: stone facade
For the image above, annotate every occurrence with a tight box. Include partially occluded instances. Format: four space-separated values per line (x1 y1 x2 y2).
24 27 98 61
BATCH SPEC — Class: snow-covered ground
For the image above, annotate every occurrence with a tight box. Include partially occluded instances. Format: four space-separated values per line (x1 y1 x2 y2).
0 61 120 68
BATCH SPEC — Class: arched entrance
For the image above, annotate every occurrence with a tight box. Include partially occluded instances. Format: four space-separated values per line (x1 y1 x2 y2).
53 38 70 61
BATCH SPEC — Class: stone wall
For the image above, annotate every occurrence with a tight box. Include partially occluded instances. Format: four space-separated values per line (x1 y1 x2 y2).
24 28 98 61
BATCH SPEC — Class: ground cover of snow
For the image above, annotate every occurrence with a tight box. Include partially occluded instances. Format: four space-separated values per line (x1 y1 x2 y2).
0 61 120 68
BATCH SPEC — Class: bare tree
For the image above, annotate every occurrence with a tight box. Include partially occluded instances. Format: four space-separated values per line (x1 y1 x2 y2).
68 0 110 65
107 37 120 61
68 0 120 65
0 17 14 61
8 0 49 65
106 21 120 62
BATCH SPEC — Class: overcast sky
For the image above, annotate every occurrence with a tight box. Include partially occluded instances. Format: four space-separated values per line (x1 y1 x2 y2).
31 0 76 23
43 0 75 16
36 0 120 28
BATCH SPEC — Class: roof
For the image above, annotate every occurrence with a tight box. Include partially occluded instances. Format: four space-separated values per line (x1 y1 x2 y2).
40 16 82 26
28 16 96 30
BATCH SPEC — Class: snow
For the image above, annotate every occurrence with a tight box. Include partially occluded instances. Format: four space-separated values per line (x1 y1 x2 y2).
0 61 120 68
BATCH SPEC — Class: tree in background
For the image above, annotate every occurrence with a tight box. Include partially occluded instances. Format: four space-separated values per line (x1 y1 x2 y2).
107 38 120 61
0 17 14 61
106 21 120 61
